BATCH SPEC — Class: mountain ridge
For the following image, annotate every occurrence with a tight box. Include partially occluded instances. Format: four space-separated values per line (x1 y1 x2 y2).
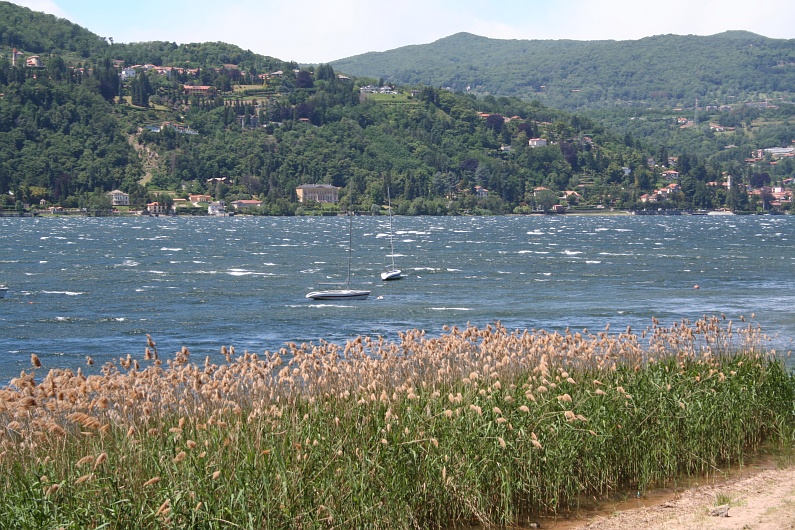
330 30 795 110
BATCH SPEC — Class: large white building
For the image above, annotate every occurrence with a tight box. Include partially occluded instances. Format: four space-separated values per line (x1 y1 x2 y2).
109 190 130 206
296 184 340 203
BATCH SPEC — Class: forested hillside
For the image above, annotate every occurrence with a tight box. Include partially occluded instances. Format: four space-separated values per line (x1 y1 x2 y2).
331 31 795 110
0 1 106 56
0 1 792 215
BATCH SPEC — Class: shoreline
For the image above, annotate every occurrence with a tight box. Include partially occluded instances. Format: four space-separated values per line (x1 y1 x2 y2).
1 209 788 218
571 461 795 529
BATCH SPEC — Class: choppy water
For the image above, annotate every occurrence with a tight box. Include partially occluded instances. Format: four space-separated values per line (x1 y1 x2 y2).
1 214 794 383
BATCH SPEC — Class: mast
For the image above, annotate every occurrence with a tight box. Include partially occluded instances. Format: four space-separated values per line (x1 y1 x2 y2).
347 211 352 288
387 187 396 270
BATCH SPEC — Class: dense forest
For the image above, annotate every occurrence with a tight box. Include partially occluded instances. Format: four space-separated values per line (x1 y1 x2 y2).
332 31 795 111
0 1 793 215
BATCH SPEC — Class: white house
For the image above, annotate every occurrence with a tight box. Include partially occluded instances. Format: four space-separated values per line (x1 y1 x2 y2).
208 201 226 215
109 190 129 206
528 138 547 148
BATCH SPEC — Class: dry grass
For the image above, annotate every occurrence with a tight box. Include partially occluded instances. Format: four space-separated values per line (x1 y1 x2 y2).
0 315 792 529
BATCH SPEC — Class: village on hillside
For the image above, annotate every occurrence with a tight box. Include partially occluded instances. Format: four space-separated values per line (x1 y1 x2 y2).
3 48 793 217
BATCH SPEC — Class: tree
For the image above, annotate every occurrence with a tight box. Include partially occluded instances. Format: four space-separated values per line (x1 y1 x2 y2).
296 70 314 89
130 73 152 107
484 114 504 134
749 172 770 188
315 63 335 81
47 55 68 81
535 190 558 212
654 145 670 166
80 188 112 213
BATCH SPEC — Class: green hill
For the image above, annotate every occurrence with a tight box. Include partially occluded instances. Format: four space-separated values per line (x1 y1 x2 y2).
0 1 790 215
0 1 107 56
331 31 795 110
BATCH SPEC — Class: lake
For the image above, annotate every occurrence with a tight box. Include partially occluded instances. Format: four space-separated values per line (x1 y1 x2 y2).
1 213 793 384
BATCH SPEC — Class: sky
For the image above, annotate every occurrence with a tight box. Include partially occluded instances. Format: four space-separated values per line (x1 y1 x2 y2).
11 0 795 64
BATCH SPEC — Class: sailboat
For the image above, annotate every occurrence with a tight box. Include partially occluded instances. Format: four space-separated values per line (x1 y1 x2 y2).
381 187 402 281
306 213 371 300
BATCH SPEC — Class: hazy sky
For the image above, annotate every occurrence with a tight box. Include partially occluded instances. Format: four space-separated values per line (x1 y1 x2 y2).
11 0 795 63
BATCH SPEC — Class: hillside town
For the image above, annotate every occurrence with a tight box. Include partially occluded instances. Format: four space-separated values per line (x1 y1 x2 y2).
2 32 794 217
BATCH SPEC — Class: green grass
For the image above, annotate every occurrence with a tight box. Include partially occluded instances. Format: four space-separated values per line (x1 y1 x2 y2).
366 92 418 105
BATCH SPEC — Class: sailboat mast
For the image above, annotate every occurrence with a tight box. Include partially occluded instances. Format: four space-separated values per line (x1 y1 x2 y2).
347 212 352 288
387 187 395 269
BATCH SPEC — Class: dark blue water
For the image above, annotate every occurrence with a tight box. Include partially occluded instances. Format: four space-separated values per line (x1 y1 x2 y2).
1 214 794 383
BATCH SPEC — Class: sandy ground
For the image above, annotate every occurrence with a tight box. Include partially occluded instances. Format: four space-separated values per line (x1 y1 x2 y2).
567 464 795 530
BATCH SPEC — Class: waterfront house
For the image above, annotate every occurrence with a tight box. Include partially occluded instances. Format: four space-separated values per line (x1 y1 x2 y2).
296 184 340 204
108 190 130 206
562 190 581 204
208 201 226 216
147 202 168 215
230 199 263 210
474 186 489 199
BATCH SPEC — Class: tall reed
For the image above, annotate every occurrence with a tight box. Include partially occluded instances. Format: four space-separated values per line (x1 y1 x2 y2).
0 315 792 528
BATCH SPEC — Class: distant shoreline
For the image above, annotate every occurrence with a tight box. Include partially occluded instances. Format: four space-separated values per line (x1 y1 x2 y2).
0 209 788 218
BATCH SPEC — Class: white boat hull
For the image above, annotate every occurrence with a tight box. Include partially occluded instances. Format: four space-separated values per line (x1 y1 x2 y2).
381 187 403 282
306 289 371 300
381 269 402 281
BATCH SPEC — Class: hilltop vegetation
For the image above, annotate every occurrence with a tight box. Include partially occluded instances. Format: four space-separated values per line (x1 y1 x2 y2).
0 1 793 215
0 1 106 57
331 31 795 111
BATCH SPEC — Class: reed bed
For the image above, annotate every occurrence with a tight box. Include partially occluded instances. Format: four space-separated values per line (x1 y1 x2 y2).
1 315 793 529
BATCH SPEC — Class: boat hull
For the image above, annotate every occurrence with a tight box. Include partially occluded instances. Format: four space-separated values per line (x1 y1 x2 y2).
0 286 7 299
306 289 371 300
381 269 402 281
